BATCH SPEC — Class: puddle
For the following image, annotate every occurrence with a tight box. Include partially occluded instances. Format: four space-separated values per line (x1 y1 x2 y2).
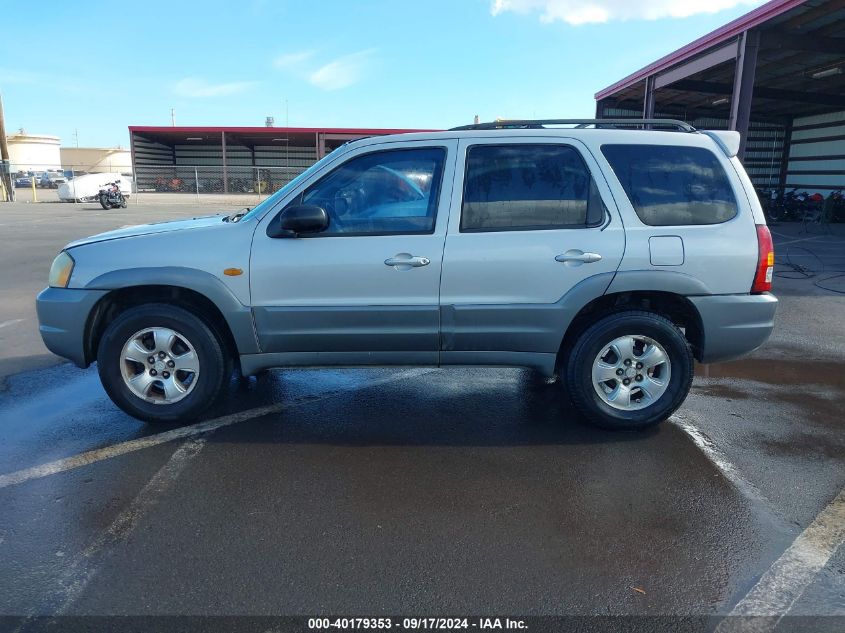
760 431 845 459
698 358 845 391
691 383 751 400
693 358 845 432
0 370 104 427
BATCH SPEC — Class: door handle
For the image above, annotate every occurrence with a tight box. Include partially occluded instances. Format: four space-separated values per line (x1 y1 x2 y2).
555 251 602 264
384 255 430 268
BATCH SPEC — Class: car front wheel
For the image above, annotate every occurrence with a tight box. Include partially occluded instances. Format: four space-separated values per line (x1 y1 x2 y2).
97 304 229 422
565 310 693 430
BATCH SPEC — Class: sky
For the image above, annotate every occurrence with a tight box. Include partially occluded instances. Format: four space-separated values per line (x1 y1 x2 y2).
0 0 766 148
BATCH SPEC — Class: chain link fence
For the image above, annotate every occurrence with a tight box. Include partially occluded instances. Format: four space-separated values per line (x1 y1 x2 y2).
5 163 302 203
136 165 298 195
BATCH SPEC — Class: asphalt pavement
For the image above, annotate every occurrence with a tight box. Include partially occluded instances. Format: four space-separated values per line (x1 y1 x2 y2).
0 200 842 631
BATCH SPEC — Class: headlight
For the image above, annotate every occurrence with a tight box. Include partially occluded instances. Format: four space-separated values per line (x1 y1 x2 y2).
48 251 75 288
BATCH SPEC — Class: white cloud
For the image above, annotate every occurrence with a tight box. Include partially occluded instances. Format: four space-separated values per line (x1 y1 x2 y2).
274 50 315 69
490 0 764 25
308 49 376 91
173 77 255 98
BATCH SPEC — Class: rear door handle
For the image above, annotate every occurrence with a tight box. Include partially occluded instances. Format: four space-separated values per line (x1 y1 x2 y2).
384 255 430 268
555 251 602 264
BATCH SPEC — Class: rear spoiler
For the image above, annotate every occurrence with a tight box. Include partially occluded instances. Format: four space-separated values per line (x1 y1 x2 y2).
700 130 741 158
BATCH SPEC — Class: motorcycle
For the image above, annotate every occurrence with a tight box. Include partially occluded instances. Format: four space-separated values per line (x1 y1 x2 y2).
99 181 127 209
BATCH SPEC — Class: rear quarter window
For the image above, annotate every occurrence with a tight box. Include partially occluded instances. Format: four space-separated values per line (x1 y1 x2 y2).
600 144 738 226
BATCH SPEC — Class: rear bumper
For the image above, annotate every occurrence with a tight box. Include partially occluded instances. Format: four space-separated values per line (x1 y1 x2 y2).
689 293 777 363
35 287 108 367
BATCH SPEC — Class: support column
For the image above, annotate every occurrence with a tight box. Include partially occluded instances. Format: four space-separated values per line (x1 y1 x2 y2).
221 131 228 194
0 93 14 202
643 75 656 119
729 30 760 161
128 131 137 202
778 117 793 197
595 99 603 119
316 132 325 160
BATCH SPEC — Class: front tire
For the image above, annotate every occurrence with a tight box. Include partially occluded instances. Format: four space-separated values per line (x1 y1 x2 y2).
97 304 229 423
565 310 693 430
99 194 110 210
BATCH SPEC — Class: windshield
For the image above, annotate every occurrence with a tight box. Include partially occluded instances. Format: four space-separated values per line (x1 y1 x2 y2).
240 151 341 222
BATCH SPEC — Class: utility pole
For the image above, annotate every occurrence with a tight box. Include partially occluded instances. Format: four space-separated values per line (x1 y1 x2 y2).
0 92 14 202
171 108 176 126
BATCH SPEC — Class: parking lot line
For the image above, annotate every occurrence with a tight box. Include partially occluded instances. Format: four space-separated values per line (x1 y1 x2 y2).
12 438 207 628
0 319 24 330
0 369 434 490
716 487 845 628
671 414 774 512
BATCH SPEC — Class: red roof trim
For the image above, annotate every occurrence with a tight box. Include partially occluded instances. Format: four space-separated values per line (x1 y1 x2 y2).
594 0 807 100
128 126 437 135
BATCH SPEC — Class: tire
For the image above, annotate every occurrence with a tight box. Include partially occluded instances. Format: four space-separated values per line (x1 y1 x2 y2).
565 310 693 430
119 195 127 208
99 194 110 210
97 303 229 423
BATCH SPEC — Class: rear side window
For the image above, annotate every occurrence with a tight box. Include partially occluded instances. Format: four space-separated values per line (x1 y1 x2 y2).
601 144 738 226
461 144 605 232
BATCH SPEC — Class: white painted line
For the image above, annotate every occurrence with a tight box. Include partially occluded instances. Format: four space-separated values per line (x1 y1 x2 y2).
715 487 845 631
0 368 434 490
675 415 845 626
671 414 773 511
12 438 207 628
0 319 24 330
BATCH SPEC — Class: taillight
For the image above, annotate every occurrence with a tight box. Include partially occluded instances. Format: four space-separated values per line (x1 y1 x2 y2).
752 224 774 293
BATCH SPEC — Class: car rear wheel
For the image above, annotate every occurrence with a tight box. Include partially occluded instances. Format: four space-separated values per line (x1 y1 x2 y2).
565 310 693 430
97 304 229 423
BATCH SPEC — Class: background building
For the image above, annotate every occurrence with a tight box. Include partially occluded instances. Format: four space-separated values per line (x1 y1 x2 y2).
60 147 132 175
6 132 61 172
595 0 845 196
128 126 429 194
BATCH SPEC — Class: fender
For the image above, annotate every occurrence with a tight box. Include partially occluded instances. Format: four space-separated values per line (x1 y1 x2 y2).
606 269 713 296
85 266 260 354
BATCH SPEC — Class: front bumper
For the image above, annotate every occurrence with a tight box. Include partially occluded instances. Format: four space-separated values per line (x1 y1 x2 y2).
35 287 108 367
689 293 778 363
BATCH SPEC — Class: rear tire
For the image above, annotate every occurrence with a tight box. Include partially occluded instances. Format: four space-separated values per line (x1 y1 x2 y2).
97 304 229 423
565 310 693 430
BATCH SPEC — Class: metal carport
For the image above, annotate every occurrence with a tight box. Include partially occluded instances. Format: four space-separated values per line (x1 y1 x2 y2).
595 0 845 195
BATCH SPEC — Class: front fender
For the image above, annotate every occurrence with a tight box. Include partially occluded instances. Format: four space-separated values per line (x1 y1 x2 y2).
85 266 259 354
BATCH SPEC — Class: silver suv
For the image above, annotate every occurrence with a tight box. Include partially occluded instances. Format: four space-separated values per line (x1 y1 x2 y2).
36 119 777 430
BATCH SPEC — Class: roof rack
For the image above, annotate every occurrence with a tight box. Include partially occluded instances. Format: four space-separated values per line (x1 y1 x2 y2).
449 118 697 132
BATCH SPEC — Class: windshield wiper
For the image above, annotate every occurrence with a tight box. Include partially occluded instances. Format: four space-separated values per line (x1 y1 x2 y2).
223 208 251 223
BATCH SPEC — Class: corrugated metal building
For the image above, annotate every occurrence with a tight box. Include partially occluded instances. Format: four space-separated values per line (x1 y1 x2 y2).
595 0 845 195
128 126 430 195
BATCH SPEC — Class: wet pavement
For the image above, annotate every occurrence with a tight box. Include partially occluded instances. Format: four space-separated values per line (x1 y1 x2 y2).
0 206 843 629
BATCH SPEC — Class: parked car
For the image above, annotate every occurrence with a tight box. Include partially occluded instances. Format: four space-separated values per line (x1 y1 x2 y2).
40 171 68 188
14 175 33 188
36 119 777 429
57 172 133 202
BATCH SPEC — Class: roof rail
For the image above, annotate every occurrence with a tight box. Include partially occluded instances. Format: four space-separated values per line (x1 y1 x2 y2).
449 118 697 132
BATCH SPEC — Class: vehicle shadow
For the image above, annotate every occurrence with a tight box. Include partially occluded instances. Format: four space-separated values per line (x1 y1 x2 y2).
201 367 661 448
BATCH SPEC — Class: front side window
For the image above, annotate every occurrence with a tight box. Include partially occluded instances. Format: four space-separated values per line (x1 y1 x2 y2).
461 144 605 232
293 147 445 236
601 144 738 226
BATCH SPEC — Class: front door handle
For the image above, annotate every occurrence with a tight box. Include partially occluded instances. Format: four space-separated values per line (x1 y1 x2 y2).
555 250 602 264
384 254 430 268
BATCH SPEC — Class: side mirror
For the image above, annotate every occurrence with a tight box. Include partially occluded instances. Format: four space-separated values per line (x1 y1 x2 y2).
268 205 329 238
